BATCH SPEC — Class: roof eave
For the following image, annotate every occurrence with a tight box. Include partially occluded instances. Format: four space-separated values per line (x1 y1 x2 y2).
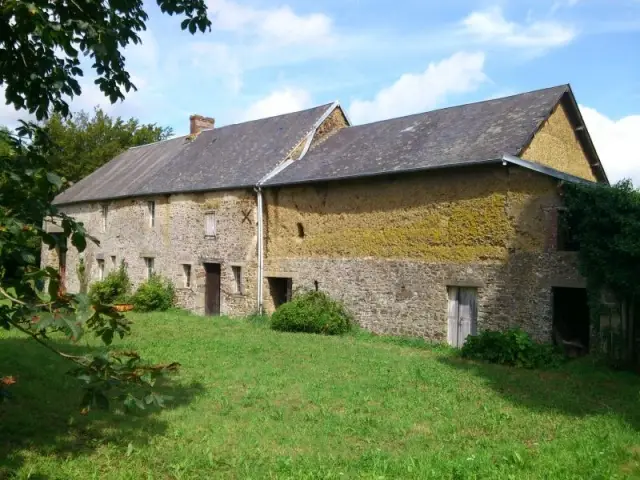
501 154 596 185
561 86 610 185
52 183 257 207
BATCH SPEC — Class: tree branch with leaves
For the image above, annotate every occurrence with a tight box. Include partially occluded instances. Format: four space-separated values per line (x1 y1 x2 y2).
0 0 211 411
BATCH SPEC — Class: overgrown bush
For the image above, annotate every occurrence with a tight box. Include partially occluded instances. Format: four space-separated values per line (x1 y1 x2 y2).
88 261 131 304
271 291 353 335
461 329 564 369
131 274 175 312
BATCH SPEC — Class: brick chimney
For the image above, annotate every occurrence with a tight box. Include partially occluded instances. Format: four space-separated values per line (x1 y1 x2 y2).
189 114 215 135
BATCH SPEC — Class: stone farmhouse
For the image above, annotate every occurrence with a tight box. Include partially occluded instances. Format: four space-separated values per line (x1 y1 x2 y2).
45 84 608 349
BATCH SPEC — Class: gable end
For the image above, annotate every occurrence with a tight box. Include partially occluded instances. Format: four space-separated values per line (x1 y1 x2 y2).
519 89 608 184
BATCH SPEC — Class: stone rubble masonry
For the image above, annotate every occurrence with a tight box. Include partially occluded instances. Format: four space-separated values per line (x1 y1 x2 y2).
520 101 597 182
43 104 593 343
47 189 259 317
189 115 215 135
44 164 584 343
262 165 585 342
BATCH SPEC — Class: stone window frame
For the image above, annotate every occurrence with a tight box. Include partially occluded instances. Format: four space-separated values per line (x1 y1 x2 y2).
555 207 579 252
229 262 245 296
143 257 154 279
96 258 105 281
100 203 109 233
181 263 193 289
204 211 217 238
147 200 156 228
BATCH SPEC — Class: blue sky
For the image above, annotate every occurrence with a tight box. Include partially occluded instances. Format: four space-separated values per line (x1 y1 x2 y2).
1 0 639 182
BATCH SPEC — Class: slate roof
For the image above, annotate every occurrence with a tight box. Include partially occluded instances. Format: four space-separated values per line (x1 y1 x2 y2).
53 103 334 205
265 85 605 186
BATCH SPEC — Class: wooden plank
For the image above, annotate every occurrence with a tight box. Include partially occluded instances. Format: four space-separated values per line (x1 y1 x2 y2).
447 287 459 347
204 263 221 315
458 288 478 347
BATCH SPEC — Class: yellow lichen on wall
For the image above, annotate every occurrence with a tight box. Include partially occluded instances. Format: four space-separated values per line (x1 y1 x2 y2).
521 102 597 181
265 166 558 263
310 107 349 150
285 106 349 161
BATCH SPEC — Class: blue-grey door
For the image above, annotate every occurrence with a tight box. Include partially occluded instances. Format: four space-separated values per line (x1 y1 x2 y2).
447 287 478 347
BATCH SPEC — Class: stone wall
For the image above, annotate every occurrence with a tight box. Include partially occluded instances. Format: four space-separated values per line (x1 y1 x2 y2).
43 103 351 317
44 100 593 342
46 189 259 317
264 165 557 262
520 101 597 182
263 253 584 342
263 165 584 341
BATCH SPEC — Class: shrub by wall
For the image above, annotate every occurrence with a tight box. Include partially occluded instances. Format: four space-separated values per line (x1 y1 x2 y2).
131 275 175 312
461 329 564 369
88 261 131 304
271 291 353 335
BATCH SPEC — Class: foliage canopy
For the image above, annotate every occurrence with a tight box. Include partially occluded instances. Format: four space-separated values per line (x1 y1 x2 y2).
0 0 210 119
44 109 173 183
0 0 210 410
564 180 640 300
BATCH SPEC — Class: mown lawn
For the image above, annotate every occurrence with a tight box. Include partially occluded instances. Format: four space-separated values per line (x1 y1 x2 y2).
2 310 640 479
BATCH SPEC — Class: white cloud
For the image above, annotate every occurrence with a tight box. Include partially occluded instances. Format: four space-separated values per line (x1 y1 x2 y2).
0 86 34 129
189 42 244 93
242 87 313 121
461 6 576 48
348 51 487 125
207 0 334 46
580 105 640 184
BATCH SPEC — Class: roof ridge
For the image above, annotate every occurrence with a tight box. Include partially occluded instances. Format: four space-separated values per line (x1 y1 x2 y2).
213 102 335 130
351 84 570 128
127 102 336 152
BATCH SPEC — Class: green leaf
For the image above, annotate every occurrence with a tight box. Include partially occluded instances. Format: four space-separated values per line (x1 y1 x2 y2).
21 251 36 264
76 374 92 384
35 312 55 330
140 372 155 387
95 392 109 410
80 389 94 408
71 231 86 252
46 171 63 188
48 277 60 300
100 328 114 345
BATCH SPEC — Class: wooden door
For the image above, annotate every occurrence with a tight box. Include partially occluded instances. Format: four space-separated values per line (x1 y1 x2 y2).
204 263 221 316
447 287 478 347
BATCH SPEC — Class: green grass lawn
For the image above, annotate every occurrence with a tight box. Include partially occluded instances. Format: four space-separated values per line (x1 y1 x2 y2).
3 310 640 479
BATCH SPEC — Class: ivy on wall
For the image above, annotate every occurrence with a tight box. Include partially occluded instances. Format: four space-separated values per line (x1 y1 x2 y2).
563 180 640 366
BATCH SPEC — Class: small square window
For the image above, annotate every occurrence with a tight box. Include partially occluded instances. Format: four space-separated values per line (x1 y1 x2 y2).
183 264 192 288
144 257 154 279
557 210 579 251
147 201 155 227
97 259 105 281
232 266 242 294
101 204 108 232
205 212 216 237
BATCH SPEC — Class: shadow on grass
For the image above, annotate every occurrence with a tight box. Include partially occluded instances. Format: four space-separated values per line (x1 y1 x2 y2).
440 355 640 430
0 337 204 479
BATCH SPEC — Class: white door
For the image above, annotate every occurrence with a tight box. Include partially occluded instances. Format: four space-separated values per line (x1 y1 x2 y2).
447 287 478 347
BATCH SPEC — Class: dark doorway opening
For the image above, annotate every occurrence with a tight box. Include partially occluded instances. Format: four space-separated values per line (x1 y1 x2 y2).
268 277 292 309
204 263 221 316
553 287 590 355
